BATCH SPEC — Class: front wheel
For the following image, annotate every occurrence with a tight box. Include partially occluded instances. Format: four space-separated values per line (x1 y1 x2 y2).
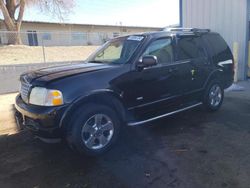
203 81 224 112
66 104 121 156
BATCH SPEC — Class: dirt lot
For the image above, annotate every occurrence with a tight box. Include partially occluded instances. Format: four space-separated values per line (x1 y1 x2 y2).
0 45 99 65
0 93 18 135
0 82 250 188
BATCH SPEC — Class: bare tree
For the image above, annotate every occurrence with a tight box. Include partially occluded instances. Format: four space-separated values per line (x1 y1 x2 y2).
0 0 74 44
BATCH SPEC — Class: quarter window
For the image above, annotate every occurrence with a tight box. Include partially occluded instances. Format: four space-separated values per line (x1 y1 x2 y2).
202 34 228 55
143 38 174 64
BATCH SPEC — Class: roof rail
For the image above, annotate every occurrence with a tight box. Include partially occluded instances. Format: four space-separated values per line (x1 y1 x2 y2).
164 28 210 33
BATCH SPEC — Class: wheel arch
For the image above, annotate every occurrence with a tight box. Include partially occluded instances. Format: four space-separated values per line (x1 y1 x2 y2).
203 69 225 89
59 90 127 131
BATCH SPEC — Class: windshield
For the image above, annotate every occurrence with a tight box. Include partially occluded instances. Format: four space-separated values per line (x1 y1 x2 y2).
87 35 144 64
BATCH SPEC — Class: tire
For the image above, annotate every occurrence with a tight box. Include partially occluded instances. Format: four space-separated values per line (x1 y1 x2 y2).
66 103 121 156
203 80 224 112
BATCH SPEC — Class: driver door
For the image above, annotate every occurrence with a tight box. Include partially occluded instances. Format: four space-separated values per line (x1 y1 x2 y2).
129 37 183 115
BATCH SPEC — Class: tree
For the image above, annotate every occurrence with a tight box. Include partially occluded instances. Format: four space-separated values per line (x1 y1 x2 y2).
0 0 74 44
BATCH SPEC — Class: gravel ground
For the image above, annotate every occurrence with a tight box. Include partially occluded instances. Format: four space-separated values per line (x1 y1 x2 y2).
0 93 18 135
0 81 249 188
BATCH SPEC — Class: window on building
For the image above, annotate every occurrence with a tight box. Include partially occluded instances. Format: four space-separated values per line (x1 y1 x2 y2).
176 36 206 60
42 33 52 40
142 38 173 64
122 28 128 32
71 32 86 41
113 32 120 38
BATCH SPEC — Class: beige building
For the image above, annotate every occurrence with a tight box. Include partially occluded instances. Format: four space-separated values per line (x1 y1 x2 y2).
0 20 162 46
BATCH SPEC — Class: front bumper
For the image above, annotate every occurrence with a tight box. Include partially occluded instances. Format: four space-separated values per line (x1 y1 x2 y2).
15 94 67 138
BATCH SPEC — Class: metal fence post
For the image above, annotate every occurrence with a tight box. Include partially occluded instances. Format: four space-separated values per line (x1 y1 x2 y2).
41 37 46 63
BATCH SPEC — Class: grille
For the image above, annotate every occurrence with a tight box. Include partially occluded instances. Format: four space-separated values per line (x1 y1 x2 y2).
20 81 31 103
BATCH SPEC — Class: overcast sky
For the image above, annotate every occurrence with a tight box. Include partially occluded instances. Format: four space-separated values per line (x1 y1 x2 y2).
2 0 180 27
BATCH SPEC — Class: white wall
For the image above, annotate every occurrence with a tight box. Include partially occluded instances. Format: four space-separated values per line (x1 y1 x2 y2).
0 22 161 46
182 0 249 80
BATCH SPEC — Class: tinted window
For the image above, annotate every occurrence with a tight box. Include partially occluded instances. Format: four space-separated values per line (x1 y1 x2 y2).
202 33 232 63
143 38 173 64
202 34 228 55
177 36 206 60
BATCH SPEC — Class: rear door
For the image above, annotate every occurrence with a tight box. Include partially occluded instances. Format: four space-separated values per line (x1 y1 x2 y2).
175 35 211 101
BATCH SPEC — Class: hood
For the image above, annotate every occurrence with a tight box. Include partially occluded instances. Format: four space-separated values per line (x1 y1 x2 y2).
21 63 113 84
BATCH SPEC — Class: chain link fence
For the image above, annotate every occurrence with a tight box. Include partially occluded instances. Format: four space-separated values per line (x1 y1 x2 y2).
0 31 123 65
0 30 118 46
0 31 124 93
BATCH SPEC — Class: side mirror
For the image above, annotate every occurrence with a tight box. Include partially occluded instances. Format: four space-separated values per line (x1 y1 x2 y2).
137 55 158 70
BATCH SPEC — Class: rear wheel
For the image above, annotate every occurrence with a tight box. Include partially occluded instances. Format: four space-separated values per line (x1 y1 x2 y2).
66 104 121 156
203 81 224 111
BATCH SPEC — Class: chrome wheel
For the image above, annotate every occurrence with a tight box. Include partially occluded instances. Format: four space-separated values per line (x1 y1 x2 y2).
209 85 222 107
81 114 114 150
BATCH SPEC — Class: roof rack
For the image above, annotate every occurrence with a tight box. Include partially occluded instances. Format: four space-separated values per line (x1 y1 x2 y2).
164 28 210 33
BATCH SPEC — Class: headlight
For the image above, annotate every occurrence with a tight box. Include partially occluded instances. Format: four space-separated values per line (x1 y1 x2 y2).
29 87 64 106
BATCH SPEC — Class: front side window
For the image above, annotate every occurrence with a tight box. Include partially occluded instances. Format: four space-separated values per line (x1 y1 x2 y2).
143 38 173 64
176 36 206 61
87 36 144 64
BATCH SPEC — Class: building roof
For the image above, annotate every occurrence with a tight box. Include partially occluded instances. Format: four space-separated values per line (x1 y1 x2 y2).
0 19 163 30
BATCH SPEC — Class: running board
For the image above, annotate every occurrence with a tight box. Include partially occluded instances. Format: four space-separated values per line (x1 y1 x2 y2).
127 102 203 126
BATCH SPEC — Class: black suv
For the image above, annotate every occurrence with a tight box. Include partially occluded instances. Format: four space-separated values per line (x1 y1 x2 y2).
15 28 234 155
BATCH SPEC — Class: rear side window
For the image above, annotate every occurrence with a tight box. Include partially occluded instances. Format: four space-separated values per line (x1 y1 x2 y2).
176 36 206 61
